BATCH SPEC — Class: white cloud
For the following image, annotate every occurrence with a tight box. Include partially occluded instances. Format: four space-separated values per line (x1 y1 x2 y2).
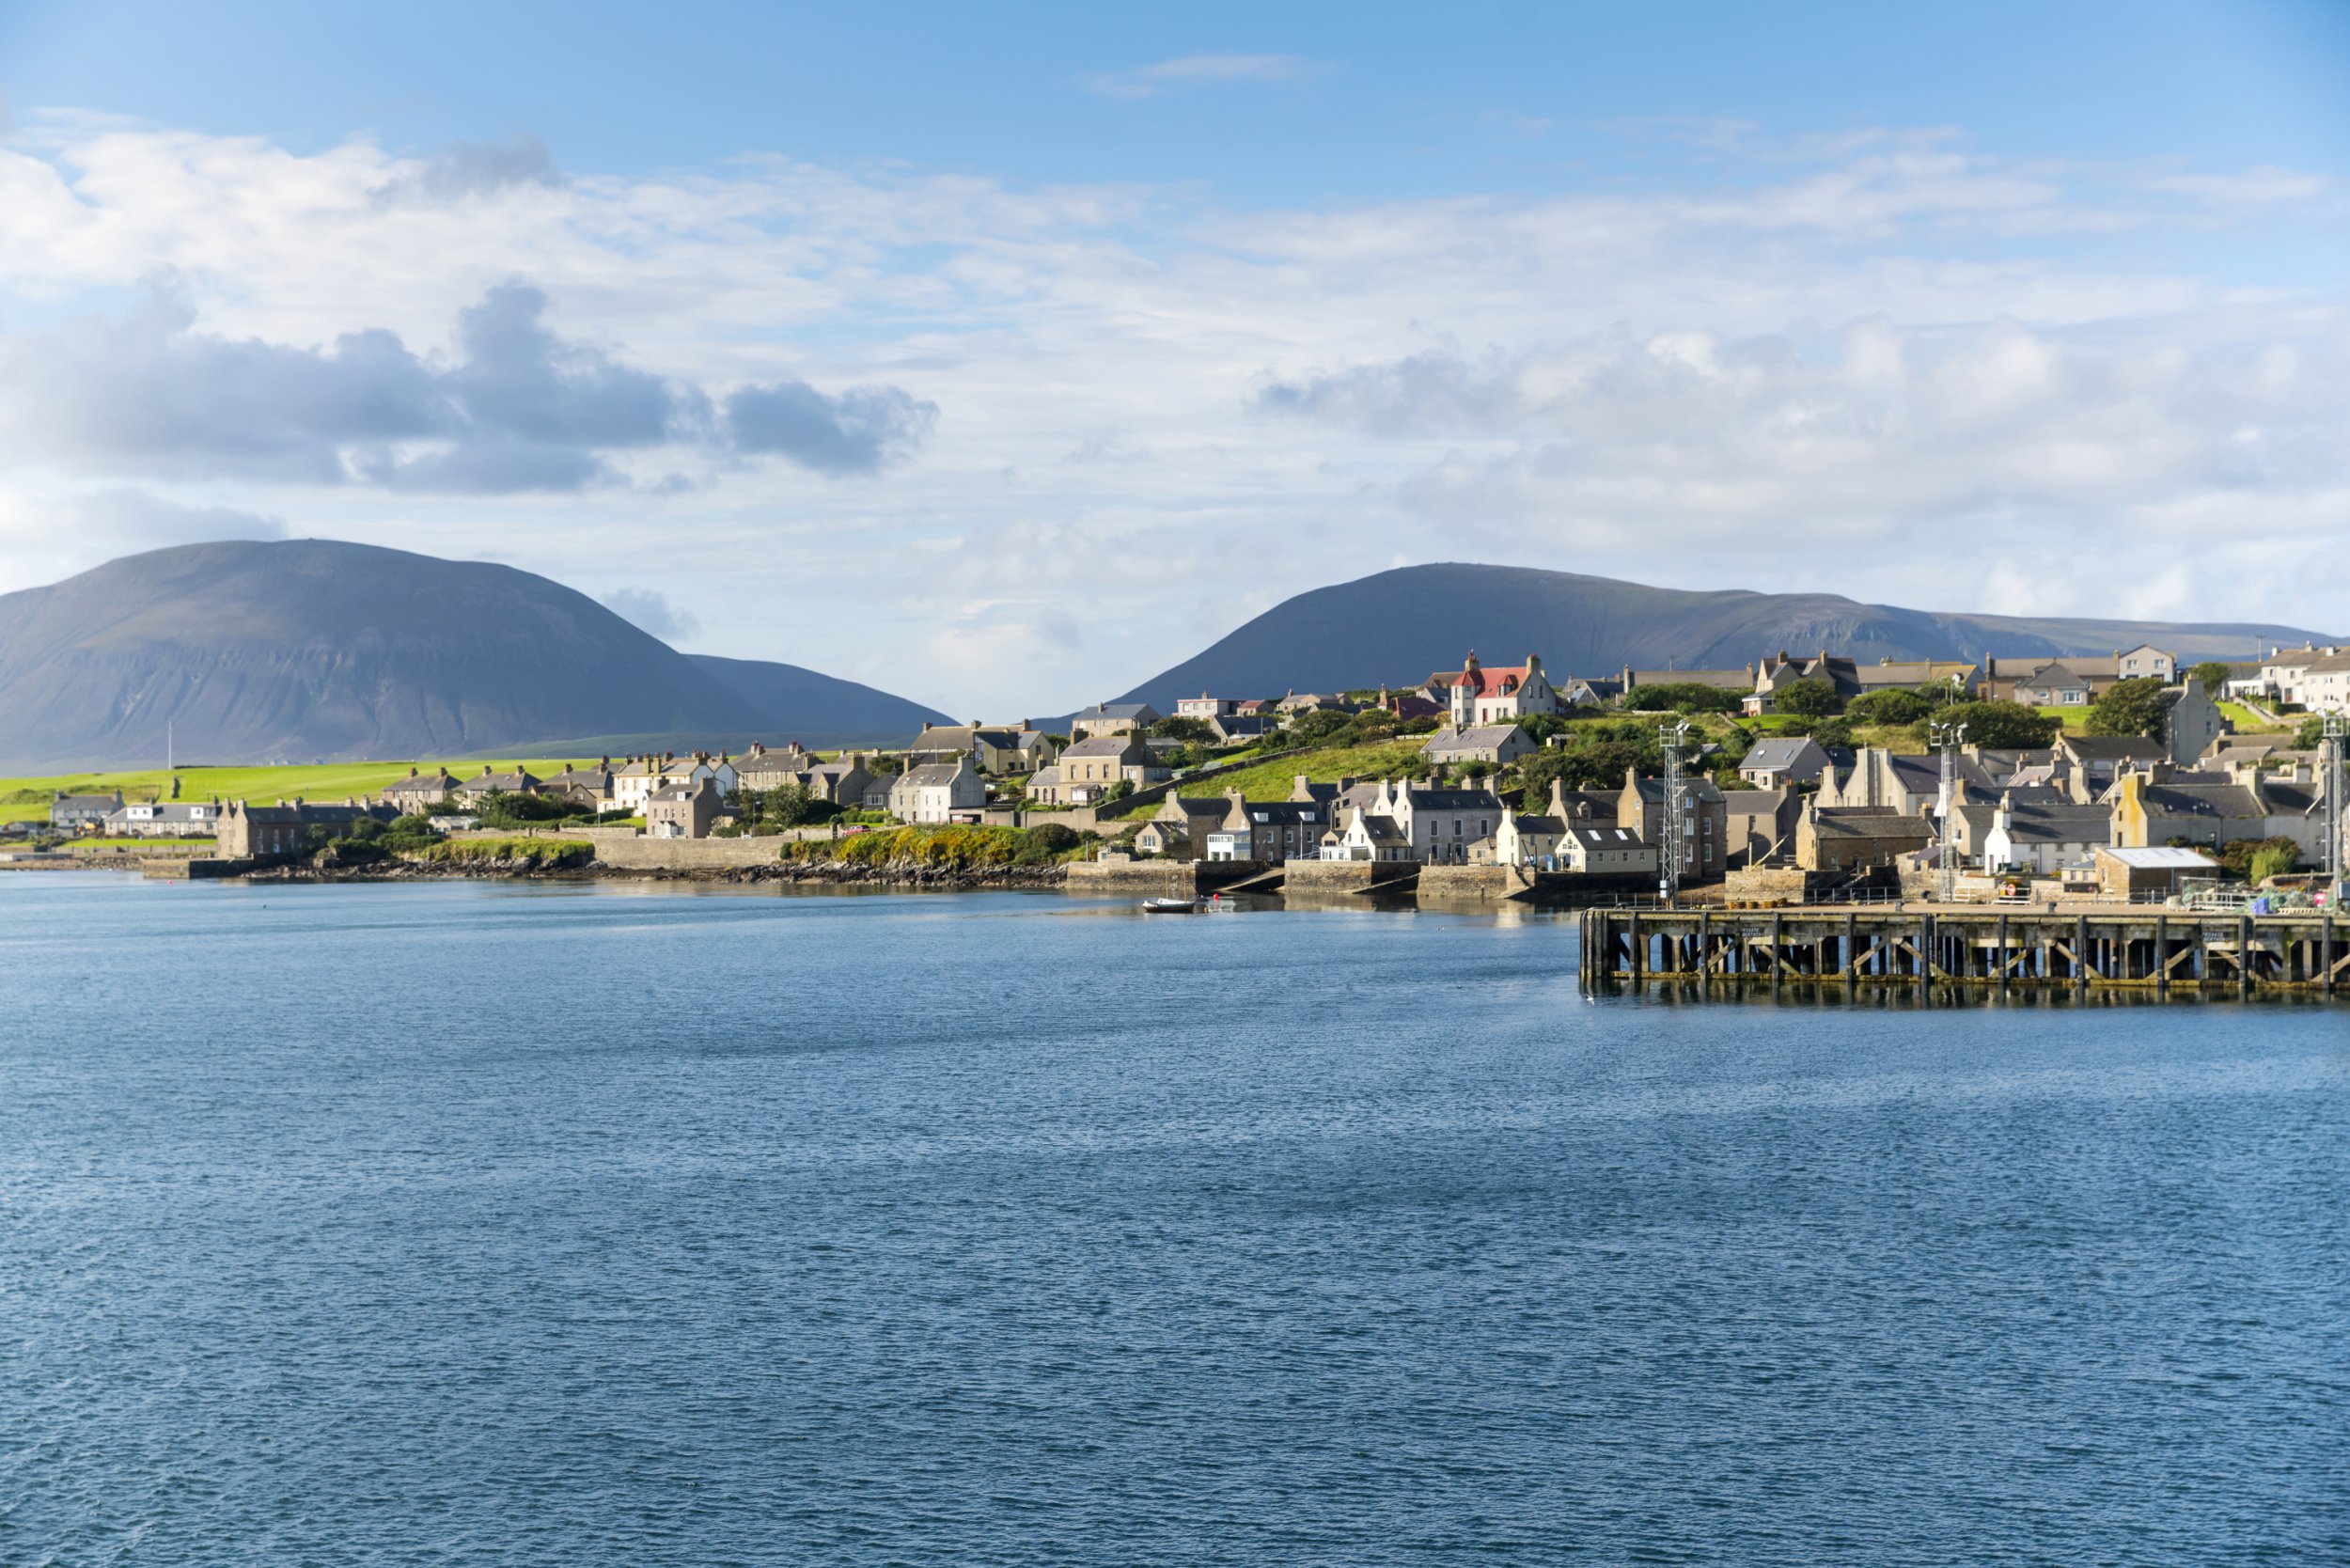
0 112 2341 715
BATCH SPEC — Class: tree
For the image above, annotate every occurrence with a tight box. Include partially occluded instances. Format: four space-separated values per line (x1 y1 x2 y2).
1845 688 1935 727
2189 661 2234 694
1806 718 1858 752
1773 677 1842 717
2084 676 2171 739
1103 778 1135 802
1909 699 2061 749
1150 715 1216 744
1621 682 1743 714
2295 715 2327 750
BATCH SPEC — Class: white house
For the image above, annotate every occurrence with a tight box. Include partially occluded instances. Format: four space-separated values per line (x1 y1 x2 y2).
889 756 985 823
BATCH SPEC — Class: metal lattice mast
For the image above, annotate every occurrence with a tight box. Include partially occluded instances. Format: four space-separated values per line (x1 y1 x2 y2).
1657 719 1691 905
1928 718 1967 902
2326 712 2347 891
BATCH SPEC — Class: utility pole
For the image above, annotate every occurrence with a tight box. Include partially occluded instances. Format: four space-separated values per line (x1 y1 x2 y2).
1928 718 1968 903
1657 719 1691 905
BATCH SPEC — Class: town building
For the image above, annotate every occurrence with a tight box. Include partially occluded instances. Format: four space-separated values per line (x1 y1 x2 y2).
889 756 985 823
1205 796 1329 862
1425 652 1565 727
1795 805 1935 873
1617 767 1729 882
1559 823 1660 876
1420 723 1533 767
101 800 222 838
1736 736 1831 789
1049 735 1167 803
382 769 462 814
645 777 723 839
50 792 124 833
1069 703 1162 741
1721 788 1800 869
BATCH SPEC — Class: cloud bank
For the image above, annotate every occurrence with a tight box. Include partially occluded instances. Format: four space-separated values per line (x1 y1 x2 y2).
0 110 2340 712
0 280 934 492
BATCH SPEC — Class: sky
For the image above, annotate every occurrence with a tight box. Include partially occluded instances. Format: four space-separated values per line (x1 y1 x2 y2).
0 0 2345 716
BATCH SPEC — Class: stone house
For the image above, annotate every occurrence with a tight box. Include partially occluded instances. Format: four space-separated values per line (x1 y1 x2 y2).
1132 818 1193 858
1795 806 1935 873
1966 794 2114 874
906 724 1054 774
1421 723 1533 768
613 753 738 812
1055 736 1165 803
1176 694 1237 720
1210 713 1275 745
1377 780 1507 865
2112 766 2327 860
1069 703 1162 741
1617 767 1729 883
382 769 462 814
735 743 817 792
453 763 542 805
216 798 395 858
1744 651 1979 713
1141 794 1235 860
50 792 123 833
1205 795 1328 863
538 762 616 811
1022 765 1068 806
1817 747 1996 817
1425 652 1564 727
889 756 985 823
102 800 221 838
645 777 722 839
1559 823 1660 876
1494 812 1565 869
1983 646 2173 703
804 755 874 806
1736 736 1830 788
1721 788 1800 870
1324 807 1412 862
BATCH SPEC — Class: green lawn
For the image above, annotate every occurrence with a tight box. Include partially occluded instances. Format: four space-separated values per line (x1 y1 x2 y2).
0 757 603 823
1152 739 1432 806
2217 701 2290 733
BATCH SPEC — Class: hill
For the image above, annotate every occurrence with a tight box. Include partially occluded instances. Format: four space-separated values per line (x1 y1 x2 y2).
0 540 948 771
1118 563 2337 707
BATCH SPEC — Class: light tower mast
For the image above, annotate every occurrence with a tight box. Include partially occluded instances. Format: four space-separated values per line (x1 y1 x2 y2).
1657 719 1692 905
2326 712 2347 894
1928 718 1968 903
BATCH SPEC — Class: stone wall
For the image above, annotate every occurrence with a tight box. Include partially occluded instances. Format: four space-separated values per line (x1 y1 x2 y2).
1064 859 1198 893
1416 864 1528 902
588 836 782 871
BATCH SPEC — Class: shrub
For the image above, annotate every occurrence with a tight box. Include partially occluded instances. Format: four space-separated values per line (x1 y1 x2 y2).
1908 699 2061 749
1772 677 1842 716
1845 688 1935 727
1620 682 1744 714
418 837 592 870
2084 676 2170 739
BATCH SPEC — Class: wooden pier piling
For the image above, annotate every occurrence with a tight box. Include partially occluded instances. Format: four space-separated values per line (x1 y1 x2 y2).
1578 906 2347 996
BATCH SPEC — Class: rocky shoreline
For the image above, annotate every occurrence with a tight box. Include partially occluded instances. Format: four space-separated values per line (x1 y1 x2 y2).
243 854 1072 890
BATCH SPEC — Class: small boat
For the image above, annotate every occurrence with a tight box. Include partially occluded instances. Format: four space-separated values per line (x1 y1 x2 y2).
1141 896 1202 914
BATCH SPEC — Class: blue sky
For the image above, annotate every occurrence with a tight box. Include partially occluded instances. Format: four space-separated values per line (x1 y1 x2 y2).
0 1 2344 713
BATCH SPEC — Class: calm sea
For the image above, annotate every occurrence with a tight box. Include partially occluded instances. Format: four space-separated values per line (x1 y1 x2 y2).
2 874 2344 1566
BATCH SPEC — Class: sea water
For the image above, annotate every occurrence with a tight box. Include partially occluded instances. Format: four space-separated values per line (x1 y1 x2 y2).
3 875 2343 1564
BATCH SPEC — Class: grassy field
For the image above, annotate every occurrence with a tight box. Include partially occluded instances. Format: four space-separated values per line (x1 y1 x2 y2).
0 757 602 823
1140 740 1432 808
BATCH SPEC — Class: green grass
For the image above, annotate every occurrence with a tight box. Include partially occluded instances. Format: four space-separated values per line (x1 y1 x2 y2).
0 757 606 823
2217 701 2290 733
1156 739 1431 805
